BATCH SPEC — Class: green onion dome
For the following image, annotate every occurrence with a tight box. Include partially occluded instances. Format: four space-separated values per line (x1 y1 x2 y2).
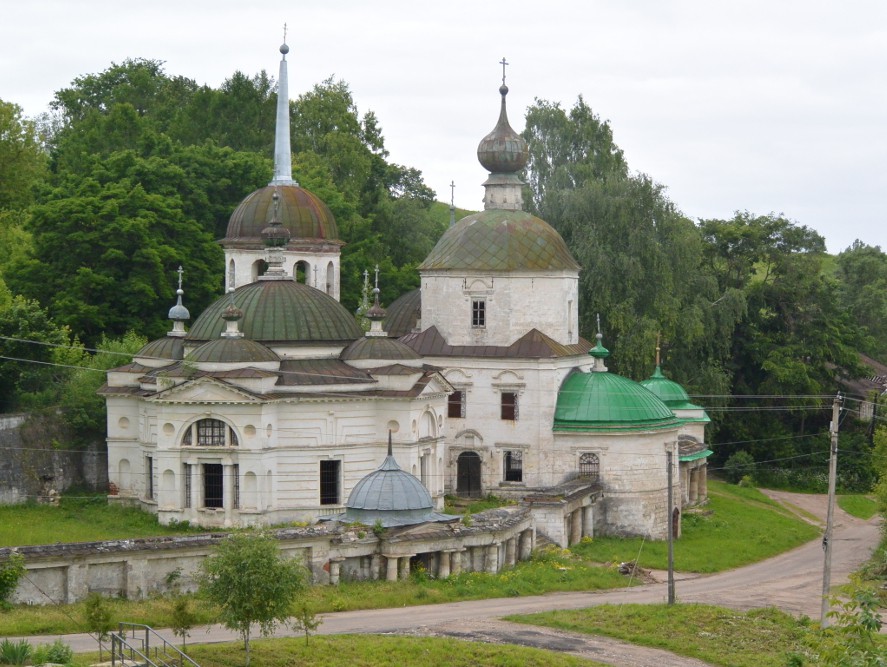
639 366 702 410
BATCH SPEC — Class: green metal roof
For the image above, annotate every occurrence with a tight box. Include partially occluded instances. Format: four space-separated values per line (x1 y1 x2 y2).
680 448 713 462
419 210 579 272
340 336 420 361
136 336 184 362
639 366 705 411
383 288 421 338
554 370 681 432
187 338 279 364
187 280 362 343
223 183 339 246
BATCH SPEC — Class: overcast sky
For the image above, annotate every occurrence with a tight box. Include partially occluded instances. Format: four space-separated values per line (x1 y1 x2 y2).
2 0 885 253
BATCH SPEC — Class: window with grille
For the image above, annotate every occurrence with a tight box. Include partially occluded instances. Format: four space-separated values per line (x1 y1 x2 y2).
501 392 517 420
183 463 191 508
181 419 239 447
203 463 223 508
320 460 341 505
471 300 485 327
579 453 600 480
233 464 240 510
145 456 154 500
448 390 465 418
504 450 523 482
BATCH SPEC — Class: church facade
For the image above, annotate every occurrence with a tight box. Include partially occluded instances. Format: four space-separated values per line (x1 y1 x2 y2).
102 43 709 541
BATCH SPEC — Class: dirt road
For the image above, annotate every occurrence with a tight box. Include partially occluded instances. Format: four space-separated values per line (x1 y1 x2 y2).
24 492 883 666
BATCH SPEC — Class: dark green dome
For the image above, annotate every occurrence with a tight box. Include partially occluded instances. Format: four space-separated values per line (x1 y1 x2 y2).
187 280 362 343
383 288 420 337
187 338 279 364
639 367 701 410
554 370 680 432
419 210 579 272
136 336 184 362
223 184 339 248
340 336 420 362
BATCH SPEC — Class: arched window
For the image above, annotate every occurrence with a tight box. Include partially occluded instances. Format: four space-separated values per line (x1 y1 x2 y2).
228 259 236 289
295 260 310 284
579 453 599 480
181 419 239 447
326 261 334 295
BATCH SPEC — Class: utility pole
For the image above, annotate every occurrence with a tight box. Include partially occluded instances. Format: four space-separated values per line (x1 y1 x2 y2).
820 392 842 628
667 444 675 605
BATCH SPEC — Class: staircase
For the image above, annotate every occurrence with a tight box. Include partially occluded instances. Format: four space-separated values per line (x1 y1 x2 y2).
110 623 200 667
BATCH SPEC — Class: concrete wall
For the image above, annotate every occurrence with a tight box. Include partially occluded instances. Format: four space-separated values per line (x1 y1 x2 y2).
0 412 107 504
4 507 535 605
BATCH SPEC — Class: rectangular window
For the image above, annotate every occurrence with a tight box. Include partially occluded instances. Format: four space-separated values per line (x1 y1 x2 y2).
448 390 465 418
471 300 486 327
145 456 154 500
183 463 192 508
504 451 523 482
203 463 223 508
320 460 341 505
233 464 240 510
501 392 518 420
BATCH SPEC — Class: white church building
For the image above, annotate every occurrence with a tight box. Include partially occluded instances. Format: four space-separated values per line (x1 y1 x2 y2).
102 43 710 542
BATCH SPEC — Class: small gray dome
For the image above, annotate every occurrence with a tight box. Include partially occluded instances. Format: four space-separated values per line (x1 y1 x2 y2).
187 338 279 364
347 453 432 512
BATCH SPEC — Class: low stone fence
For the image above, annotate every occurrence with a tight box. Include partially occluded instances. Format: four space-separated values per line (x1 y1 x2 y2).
2 507 535 605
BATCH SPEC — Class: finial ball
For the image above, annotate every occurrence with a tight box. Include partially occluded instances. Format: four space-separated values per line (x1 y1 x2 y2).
499 84 509 96
280 43 289 55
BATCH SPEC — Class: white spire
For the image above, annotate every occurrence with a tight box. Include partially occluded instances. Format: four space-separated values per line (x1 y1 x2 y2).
270 37 296 186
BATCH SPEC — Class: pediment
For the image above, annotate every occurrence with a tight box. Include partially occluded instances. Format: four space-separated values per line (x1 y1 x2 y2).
148 376 262 404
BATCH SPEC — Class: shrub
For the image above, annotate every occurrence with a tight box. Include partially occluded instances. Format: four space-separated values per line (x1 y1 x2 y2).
0 553 25 609
32 639 73 666
723 451 756 484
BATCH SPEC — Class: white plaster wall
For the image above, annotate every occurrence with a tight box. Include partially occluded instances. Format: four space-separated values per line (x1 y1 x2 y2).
421 270 579 347
224 247 341 300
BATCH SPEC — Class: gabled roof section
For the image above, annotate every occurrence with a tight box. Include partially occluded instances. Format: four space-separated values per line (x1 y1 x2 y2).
276 359 374 387
147 376 263 404
400 326 591 359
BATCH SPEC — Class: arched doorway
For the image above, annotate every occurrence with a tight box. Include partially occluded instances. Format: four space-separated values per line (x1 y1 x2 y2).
456 451 482 498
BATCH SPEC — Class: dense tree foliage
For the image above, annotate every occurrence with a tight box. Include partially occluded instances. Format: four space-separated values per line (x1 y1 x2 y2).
0 99 47 209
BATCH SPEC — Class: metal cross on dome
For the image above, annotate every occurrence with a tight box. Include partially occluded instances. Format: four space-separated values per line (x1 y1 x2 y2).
450 180 455 206
176 265 184 290
500 57 508 85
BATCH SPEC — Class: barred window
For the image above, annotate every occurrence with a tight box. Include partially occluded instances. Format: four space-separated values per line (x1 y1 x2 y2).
579 453 600 480
504 450 523 482
183 463 192 508
320 460 341 505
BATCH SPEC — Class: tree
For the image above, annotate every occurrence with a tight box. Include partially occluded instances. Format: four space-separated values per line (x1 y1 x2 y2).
291 603 320 647
0 99 47 210
170 595 197 650
59 331 146 445
835 241 887 360
199 532 307 666
83 593 113 661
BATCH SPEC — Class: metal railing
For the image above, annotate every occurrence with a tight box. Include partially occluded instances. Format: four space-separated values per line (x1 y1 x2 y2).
110 623 200 667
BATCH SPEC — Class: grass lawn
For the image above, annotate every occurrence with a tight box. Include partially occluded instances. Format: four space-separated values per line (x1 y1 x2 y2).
838 494 880 520
69 635 605 667
571 481 820 572
506 603 853 667
0 495 199 547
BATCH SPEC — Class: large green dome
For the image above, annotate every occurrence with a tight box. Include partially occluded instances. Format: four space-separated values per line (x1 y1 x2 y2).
223 184 340 248
187 280 362 344
554 370 680 432
419 210 579 272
